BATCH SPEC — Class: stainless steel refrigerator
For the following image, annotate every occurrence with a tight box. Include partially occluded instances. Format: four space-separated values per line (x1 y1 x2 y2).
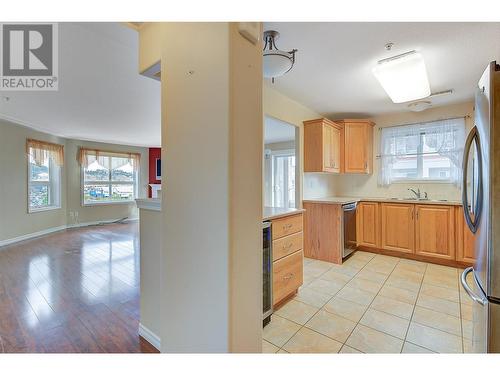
461 61 500 353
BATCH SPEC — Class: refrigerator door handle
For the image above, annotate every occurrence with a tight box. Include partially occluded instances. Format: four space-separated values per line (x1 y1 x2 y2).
461 126 483 233
461 267 487 306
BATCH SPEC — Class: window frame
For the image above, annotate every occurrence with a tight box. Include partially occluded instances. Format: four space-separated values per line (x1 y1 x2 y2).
379 119 465 185
389 131 454 184
270 149 296 209
81 155 139 207
27 151 62 213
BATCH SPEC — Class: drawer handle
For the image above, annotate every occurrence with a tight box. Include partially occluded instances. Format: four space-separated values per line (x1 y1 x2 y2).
282 242 293 250
283 223 293 230
283 273 294 280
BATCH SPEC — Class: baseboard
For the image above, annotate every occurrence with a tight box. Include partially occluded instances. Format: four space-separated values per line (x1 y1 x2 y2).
66 217 139 229
0 225 67 248
138 323 161 351
0 218 139 249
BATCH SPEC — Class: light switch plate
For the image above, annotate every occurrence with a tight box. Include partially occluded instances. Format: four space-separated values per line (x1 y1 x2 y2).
238 22 260 45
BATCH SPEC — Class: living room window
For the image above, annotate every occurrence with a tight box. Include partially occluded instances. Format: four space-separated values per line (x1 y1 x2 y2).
79 148 140 205
378 117 466 186
27 139 64 213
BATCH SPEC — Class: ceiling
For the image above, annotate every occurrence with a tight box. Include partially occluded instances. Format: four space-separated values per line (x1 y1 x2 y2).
0 23 161 147
265 116 296 144
263 22 500 118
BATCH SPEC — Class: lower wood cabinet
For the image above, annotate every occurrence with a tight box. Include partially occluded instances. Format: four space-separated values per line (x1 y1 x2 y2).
414 205 455 261
380 203 415 254
456 206 476 263
273 250 303 305
357 202 380 248
358 201 472 265
270 213 304 306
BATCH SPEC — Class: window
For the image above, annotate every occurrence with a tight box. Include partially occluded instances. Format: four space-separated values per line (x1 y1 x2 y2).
378 118 465 186
271 150 296 208
79 149 140 205
27 139 63 212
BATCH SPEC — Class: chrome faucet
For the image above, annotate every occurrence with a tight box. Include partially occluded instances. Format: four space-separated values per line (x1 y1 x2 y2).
408 188 421 199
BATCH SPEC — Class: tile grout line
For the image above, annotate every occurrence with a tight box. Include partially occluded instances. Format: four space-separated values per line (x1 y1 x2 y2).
277 253 377 352
333 254 402 352
400 262 427 353
343 255 405 352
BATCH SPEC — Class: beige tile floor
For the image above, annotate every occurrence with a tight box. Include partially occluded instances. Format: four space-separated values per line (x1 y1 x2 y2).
263 251 473 354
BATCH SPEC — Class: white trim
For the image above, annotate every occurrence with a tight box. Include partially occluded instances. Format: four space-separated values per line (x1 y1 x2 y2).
136 198 161 211
28 205 62 213
0 225 67 248
138 323 161 350
0 218 139 248
67 217 139 229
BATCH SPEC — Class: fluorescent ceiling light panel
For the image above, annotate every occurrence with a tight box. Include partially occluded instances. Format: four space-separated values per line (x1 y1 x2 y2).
372 51 431 104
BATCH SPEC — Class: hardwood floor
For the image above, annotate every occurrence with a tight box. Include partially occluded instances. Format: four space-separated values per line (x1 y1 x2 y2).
0 222 158 353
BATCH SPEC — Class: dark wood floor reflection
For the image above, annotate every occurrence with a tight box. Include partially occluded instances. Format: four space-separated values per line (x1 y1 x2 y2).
0 223 158 353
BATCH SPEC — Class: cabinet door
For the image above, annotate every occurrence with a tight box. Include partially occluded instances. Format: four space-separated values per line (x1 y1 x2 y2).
344 122 368 173
456 206 476 264
331 126 341 173
381 203 415 253
415 205 455 260
357 202 380 248
273 250 303 306
322 124 335 172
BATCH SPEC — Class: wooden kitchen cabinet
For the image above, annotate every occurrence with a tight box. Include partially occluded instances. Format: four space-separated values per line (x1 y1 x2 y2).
304 118 342 173
414 205 455 261
303 202 343 264
380 203 415 254
456 206 476 264
273 250 303 305
339 120 374 174
270 213 304 306
357 202 380 248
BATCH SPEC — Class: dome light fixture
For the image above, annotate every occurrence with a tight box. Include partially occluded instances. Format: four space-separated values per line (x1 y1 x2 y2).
263 30 297 83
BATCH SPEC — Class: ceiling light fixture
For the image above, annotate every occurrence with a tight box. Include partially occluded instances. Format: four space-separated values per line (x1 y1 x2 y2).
407 100 432 112
372 50 431 103
263 30 297 83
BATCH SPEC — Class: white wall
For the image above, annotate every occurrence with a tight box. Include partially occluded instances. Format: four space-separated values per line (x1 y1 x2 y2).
156 22 262 353
0 118 149 243
330 101 474 200
0 119 67 241
263 84 336 203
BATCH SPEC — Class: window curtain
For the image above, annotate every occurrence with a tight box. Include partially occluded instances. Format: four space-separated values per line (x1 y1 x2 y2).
26 139 64 166
378 117 466 186
77 148 141 171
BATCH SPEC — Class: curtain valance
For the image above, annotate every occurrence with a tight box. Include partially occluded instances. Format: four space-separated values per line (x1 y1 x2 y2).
77 148 141 171
26 139 64 166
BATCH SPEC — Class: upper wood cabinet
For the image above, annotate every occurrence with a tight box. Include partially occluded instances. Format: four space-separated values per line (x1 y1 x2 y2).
456 206 476 264
304 118 342 173
339 120 374 174
357 202 380 248
414 205 456 261
380 203 415 254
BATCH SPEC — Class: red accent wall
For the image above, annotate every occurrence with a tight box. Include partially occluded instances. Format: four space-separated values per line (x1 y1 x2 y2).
148 148 161 198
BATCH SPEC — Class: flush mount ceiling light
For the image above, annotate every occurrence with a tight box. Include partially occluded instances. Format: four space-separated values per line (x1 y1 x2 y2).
372 50 431 104
407 100 432 112
263 30 297 83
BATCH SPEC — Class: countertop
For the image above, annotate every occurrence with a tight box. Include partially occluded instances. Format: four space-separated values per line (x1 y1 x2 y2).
303 196 462 206
263 207 305 221
135 198 162 211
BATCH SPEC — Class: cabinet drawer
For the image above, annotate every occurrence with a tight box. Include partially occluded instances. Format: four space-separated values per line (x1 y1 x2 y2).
273 232 303 261
273 250 303 305
272 214 303 240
